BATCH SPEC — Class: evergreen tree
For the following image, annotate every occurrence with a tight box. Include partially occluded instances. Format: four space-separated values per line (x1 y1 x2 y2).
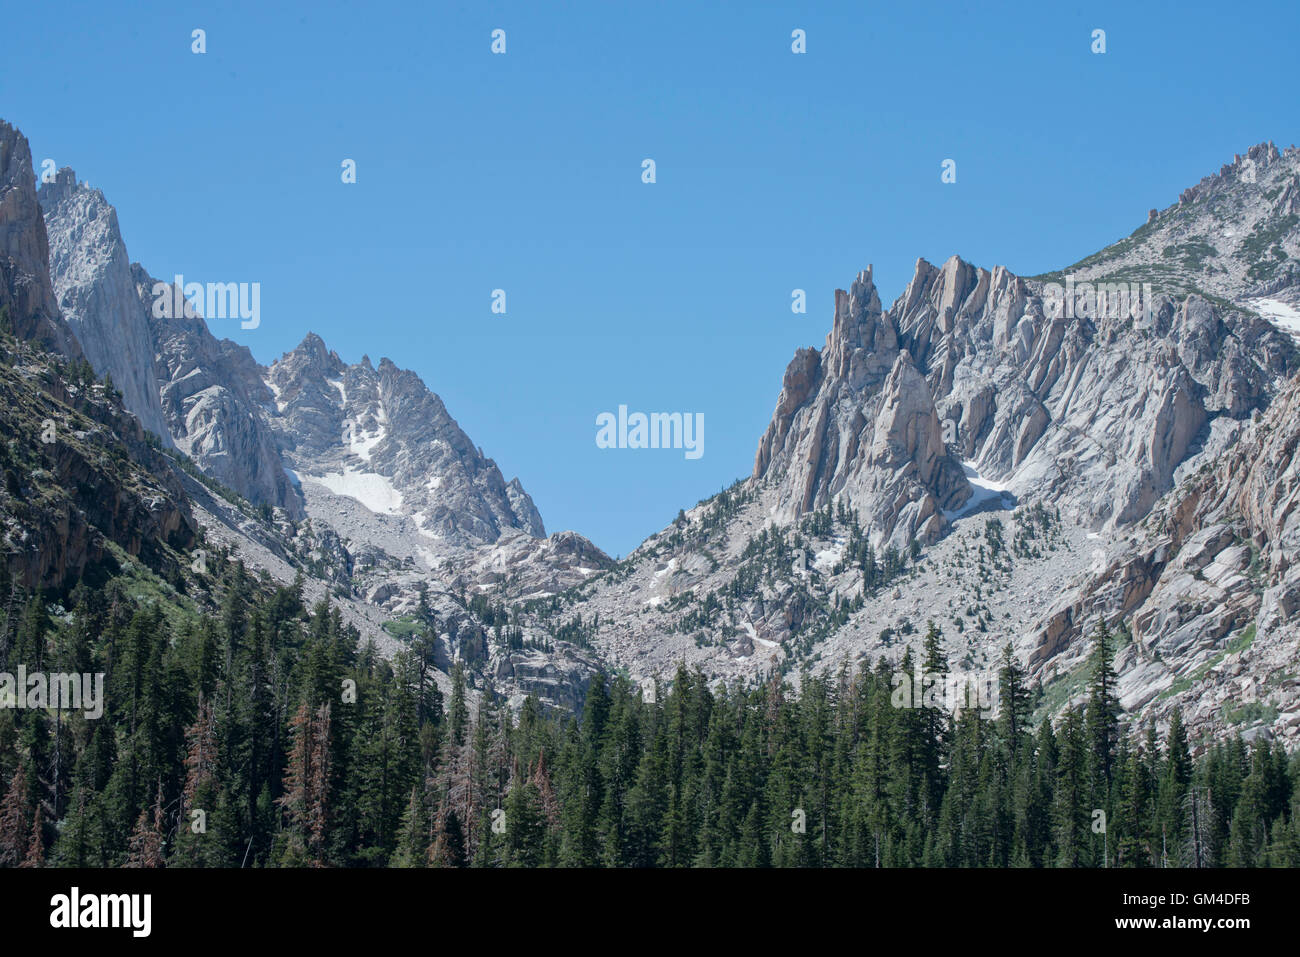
1084 620 1120 794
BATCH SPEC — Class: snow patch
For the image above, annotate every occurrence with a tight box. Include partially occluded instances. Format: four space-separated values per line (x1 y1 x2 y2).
741 620 777 650
655 558 679 578
813 544 843 572
306 469 404 516
349 422 385 461
265 377 285 412
944 462 1015 520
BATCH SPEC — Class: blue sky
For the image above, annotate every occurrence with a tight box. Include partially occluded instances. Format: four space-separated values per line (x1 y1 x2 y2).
3 0 1296 556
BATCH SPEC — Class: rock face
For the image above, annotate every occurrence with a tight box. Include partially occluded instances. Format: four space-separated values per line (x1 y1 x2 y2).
1140 367 1300 652
891 255 1294 529
1029 364 1300 746
0 121 80 356
754 267 970 548
754 249 1295 546
137 265 304 518
39 168 171 441
267 333 546 547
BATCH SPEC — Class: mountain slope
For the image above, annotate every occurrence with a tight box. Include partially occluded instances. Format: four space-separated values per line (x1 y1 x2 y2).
1039 141 1300 300
1038 362 1300 745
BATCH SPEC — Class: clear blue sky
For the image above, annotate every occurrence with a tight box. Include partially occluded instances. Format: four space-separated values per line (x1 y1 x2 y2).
4 0 1296 556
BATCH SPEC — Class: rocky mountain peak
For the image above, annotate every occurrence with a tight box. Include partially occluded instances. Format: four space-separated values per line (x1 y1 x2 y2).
754 270 970 546
1178 140 1288 206
268 341 547 548
825 264 893 380
36 165 78 205
289 332 344 375
39 166 172 442
0 121 81 356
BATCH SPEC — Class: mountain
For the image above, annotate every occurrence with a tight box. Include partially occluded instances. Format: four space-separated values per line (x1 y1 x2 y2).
36 168 553 559
16 111 1300 745
0 127 195 591
266 332 546 550
22 131 612 708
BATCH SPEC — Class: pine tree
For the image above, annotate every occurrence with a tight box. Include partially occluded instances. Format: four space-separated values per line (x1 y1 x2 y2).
503 770 547 868
390 785 429 868
174 697 218 865
1084 620 1120 794
448 663 469 747
1053 709 1088 867
278 702 332 865
428 803 467 868
1158 708 1192 865
996 642 1031 757
917 623 950 825
1116 739 1152 867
